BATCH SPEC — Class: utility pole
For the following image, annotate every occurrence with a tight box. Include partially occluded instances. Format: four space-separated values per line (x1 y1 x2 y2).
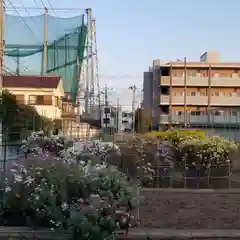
129 85 136 137
104 84 108 107
0 0 5 208
184 57 187 128
103 84 108 129
43 7 48 74
0 0 4 148
116 96 120 133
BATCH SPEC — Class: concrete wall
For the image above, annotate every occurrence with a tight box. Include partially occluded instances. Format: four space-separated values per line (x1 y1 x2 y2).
143 71 153 110
139 188 240 229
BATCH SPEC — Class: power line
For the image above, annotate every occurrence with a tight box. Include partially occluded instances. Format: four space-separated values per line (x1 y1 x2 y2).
45 0 56 15
19 0 41 31
99 74 141 79
4 6 85 11
32 0 40 8
38 0 46 8
5 0 40 43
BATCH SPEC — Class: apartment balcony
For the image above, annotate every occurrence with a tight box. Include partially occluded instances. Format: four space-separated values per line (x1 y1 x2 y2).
160 95 208 105
160 95 240 106
211 97 240 106
160 114 240 126
160 74 240 87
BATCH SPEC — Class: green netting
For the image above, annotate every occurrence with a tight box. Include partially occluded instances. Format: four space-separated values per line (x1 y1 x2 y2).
4 13 87 102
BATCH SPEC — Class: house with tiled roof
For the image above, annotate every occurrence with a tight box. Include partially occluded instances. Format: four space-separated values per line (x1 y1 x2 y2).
3 75 64 120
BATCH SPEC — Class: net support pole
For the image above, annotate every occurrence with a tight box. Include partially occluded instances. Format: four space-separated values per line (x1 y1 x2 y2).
85 8 93 114
76 57 81 138
89 17 94 109
43 7 48 74
92 19 101 119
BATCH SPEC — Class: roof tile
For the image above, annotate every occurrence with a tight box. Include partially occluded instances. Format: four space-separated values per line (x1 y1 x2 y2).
3 75 61 89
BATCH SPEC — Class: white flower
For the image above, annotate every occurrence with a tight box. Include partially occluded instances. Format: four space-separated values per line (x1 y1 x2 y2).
13 174 23 183
5 186 11 192
61 202 68 211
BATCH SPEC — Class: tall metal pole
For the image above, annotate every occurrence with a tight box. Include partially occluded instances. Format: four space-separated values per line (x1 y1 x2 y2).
116 96 120 133
169 63 173 125
129 85 136 137
76 57 81 138
92 19 101 116
89 18 94 109
85 8 92 114
207 65 212 125
0 0 5 209
104 84 108 106
184 57 187 128
43 7 48 74
104 84 108 129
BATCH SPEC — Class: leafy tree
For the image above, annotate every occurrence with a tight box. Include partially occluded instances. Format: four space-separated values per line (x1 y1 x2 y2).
0 90 60 141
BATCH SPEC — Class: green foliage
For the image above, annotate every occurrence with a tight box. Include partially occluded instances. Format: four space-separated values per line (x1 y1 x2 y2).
143 128 205 146
1 135 138 239
0 90 59 141
117 128 237 183
178 135 237 166
116 136 155 183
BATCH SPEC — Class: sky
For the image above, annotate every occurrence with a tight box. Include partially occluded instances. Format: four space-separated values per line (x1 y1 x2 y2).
5 0 240 110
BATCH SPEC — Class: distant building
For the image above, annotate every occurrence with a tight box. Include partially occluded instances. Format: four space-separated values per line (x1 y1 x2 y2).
101 105 122 132
143 52 240 138
121 111 132 131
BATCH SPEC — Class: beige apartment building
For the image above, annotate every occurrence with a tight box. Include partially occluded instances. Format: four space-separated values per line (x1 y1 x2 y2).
143 52 240 130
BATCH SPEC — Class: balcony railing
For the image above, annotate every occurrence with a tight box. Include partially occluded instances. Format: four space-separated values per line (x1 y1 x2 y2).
159 114 240 125
161 74 240 87
160 95 240 106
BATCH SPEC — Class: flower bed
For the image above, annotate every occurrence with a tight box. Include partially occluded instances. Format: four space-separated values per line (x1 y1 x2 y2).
0 132 138 240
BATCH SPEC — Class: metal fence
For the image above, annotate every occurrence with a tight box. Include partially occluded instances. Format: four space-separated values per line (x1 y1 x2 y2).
149 164 233 189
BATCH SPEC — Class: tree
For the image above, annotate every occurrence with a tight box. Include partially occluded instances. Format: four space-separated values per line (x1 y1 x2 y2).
0 90 58 141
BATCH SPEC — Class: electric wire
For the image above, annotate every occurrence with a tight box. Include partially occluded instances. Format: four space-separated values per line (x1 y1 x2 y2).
32 0 40 8
5 0 40 43
46 0 56 15
19 0 42 32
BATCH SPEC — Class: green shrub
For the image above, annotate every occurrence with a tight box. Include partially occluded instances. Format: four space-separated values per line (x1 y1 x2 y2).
1 134 138 240
178 135 237 167
143 128 205 147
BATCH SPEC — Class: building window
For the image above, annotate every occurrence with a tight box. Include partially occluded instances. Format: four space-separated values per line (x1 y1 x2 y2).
219 73 231 77
58 98 62 108
175 92 183 96
29 95 52 105
29 95 38 104
191 92 196 96
15 94 25 104
176 110 182 116
187 72 196 77
55 97 58 107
